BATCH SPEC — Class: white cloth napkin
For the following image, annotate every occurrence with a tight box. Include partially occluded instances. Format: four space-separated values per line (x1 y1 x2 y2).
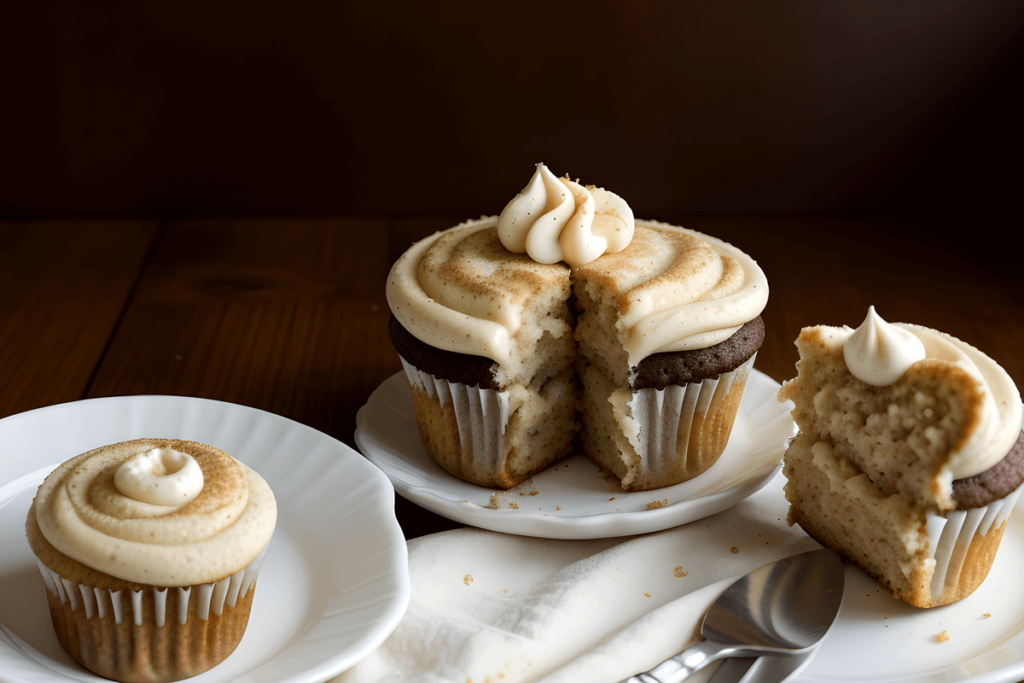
335 474 819 683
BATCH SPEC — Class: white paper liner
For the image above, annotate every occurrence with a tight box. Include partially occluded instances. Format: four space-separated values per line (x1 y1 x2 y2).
400 356 510 474
926 481 1024 600
33 545 267 627
625 353 756 480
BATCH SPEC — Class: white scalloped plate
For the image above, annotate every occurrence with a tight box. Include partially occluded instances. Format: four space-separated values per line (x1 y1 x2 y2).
0 396 410 683
355 369 796 539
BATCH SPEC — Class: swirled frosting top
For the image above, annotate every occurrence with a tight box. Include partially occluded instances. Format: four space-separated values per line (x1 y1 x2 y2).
838 309 1022 479
386 217 768 368
497 163 634 268
387 218 570 366
33 439 276 586
573 221 768 365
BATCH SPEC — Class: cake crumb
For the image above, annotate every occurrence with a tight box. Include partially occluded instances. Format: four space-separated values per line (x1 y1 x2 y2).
731 547 739 554
983 613 992 618
647 499 668 510
463 574 473 586
556 506 561 510
674 566 688 578
609 497 616 501
489 481 536 508
936 630 950 643
644 593 651 598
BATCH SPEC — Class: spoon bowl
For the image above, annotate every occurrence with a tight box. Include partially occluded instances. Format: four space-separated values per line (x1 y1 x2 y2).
626 548 845 683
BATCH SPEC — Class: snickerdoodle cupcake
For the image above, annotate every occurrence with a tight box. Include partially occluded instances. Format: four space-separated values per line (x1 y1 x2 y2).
26 438 277 682
780 307 1023 607
386 163 768 491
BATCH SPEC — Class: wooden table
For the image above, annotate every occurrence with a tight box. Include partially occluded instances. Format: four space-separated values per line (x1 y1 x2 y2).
2 216 1021 539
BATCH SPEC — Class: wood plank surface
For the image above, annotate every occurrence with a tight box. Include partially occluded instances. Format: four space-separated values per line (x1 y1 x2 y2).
0 222 159 419
85 219 400 444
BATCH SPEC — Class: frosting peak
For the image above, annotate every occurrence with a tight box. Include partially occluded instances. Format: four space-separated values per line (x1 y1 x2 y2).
114 447 204 507
843 306 926 386
497 163 634 268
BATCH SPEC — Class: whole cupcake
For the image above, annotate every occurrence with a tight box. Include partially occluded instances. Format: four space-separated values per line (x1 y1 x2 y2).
779 307 1024 607
387 163 768 491
26 439 277 682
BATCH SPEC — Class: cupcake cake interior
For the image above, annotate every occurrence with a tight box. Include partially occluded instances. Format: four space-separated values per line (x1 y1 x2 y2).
780 308 1024 607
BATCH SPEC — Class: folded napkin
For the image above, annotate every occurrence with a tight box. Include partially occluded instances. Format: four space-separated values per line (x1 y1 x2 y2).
335 474 819 683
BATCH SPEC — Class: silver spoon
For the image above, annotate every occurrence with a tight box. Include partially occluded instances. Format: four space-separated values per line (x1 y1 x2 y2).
624 548 844 683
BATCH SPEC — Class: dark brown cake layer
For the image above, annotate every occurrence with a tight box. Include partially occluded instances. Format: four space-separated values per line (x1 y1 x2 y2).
630 316 765 390
391 314 764 392
389 315 499 389
952 430 1024 509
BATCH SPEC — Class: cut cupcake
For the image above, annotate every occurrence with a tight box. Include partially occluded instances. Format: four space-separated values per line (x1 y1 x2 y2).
387 221 578 489
386 164 768 491
779 307 1024 607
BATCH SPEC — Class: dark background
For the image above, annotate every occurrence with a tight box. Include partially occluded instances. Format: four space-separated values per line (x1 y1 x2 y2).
2 1 1022 263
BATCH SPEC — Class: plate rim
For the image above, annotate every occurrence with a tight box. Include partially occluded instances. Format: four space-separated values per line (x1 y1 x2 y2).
355 368 794 540
0 393 411 683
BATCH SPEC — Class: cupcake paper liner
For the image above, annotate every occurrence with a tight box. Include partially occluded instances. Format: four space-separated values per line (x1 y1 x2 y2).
402 351 755 489
400 356 510 473
626 353 756 481
33 546 267 627
35 547 266 629
926 481 1024 601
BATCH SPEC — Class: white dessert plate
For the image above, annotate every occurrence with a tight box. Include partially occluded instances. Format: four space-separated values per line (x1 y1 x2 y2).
0 395 410 683
793 491 1024 683
354 369 796 540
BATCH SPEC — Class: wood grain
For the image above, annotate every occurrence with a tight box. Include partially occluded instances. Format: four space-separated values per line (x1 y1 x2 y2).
0 222 158 419
85 219 400 446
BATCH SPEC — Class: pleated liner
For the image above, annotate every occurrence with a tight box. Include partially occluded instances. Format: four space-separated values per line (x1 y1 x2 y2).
32 547 267 683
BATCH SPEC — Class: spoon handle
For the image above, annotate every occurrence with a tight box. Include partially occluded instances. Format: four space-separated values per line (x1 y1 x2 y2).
625 640 726 683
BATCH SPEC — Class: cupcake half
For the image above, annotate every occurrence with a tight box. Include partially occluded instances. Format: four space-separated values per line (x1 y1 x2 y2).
26 439 277 682
779 307 1023 608
386 164 769 491
387 220 579 489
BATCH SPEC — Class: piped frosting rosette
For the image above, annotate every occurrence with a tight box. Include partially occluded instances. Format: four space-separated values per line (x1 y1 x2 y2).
497 163 634 269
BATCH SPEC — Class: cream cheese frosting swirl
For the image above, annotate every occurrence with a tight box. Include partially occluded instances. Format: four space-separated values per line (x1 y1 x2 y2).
497 163 634 268
387 217 768 369
388 218 569 367
576 221 768 366
33 439 276 586
840 308 1022 479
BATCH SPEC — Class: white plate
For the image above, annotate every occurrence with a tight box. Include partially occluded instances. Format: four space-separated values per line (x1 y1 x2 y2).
797 496 1024 683
0 396 411 683
354 369 796 540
